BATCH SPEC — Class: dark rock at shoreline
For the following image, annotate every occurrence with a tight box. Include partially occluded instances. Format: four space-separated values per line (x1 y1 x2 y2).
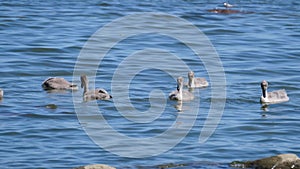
74 154 300 169
230 154 300 169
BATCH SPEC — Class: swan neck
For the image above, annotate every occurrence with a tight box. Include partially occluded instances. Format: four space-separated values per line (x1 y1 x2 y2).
188 77 194 87
84 81 88 94
81 76 89 94
262 88 267 98
177 83 183 100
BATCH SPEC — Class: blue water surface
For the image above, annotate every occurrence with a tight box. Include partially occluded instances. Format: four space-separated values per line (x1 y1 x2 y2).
0 0 299 168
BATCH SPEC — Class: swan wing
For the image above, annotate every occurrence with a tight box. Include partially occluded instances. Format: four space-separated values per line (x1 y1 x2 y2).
169 90 179 100
42 77 77 90
193 77 209 88
268 89 289 103
182 90 194 101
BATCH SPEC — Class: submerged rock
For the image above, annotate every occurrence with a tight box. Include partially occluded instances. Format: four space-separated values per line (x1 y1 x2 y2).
73 164 116 169
230 153 300 169
156 162 187 168
45 104 58 109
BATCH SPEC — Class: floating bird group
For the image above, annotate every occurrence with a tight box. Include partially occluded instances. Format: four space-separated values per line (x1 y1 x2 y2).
40 75 112 102
38 76 289 108
38 72 208 103
169 76 195 101
0 71 290 108
169 71 208 101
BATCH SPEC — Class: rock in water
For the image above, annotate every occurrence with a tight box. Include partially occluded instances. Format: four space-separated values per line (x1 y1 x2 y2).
230 154 300 169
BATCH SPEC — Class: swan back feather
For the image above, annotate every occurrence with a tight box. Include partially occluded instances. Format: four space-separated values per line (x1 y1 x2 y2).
42 77 78 90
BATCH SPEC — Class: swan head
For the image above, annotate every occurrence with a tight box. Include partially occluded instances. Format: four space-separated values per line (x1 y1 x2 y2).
261 80 268 91
177 76 184 84
188 71 195 80
177 76 184 90
260 80 269 100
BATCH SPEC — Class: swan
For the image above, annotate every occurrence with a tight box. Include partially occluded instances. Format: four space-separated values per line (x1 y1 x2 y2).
42 77 78 90
80 75 112 101
260 80 289 104
169 77 194 101
187 71 209 88
0 89 3 99
224 2 234 8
